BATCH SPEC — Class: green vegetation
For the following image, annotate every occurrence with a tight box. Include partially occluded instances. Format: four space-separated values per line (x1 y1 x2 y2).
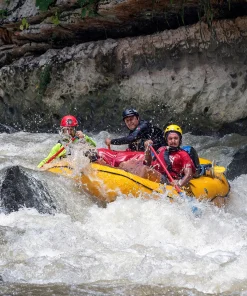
78 0 98 18
37 65 52 96
51 11 60 25
179 3 185 25
20 18 29 31
2 0 232 26
0 9 7 19
36 0 54 11
167 0 232 27
199 0 214 27
35 0 98 18
227 0 231 11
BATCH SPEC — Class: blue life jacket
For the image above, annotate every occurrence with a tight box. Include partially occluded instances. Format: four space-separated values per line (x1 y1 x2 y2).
182 145 202 176
182 145 214 176
181 146 199 166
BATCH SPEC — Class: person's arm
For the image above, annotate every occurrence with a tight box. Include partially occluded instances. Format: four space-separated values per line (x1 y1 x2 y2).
84 134 96 147
174 153 195 187
37 143 65 168
144 140 153 165
176 167 193 187
109 134 138 145
109 121 148 145
76 130 96 147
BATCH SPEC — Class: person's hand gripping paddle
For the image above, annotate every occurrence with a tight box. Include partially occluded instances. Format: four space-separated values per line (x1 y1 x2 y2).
149 145 202 217
41 137 77 168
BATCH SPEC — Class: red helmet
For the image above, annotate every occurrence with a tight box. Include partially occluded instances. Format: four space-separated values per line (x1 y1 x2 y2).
60 115 78 127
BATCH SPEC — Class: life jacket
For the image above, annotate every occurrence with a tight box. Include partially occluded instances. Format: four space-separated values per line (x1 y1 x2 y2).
57 137 79 157
154 146 195 179
163 146 180 174
181 146 200 168
181 145 207 177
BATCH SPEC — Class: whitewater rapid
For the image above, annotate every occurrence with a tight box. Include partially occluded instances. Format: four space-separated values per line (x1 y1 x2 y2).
0 131 247 296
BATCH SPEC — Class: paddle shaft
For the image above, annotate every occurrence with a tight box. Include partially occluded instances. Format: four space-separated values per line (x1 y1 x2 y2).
149 146 182 193
45 146 65 165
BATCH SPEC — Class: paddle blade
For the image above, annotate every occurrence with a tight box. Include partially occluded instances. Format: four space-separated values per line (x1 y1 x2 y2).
213 166 226 174
179 191 202 217
191 205 202 217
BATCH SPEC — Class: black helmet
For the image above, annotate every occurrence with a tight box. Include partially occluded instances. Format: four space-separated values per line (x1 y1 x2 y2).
122 108 139 120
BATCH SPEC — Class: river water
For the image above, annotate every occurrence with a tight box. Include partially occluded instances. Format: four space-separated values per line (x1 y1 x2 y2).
0 131 247 296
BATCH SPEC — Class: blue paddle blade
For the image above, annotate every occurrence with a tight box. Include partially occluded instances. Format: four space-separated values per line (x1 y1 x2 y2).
179 191 202 217
191 205 202 217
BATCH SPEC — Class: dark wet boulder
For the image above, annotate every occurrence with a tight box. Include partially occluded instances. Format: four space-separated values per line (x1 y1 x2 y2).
0 166 56 214
0 124 17 134
226 145 247 180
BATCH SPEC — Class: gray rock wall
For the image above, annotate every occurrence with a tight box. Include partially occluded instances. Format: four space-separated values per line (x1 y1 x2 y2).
1 16 247 134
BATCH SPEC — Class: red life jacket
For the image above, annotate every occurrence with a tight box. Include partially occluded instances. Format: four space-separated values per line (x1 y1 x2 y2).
151 147 196 179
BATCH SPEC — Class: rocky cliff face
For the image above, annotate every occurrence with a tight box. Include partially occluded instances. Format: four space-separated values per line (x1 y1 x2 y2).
1 0 247 134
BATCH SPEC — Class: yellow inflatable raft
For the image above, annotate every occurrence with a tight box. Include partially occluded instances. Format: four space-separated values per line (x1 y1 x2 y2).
46 158 230 204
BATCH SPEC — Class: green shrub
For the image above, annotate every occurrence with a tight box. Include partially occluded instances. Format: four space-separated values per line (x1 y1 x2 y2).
0 9 7 19
37 65 52 96
36 0 54 11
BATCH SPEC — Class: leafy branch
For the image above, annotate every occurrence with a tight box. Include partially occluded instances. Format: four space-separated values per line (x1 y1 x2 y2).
78 0 99 18
51 11 60 25
20 18 29 31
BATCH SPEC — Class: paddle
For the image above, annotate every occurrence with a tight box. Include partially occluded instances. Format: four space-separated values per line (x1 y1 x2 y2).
149 145 201 216
41 137 77 168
